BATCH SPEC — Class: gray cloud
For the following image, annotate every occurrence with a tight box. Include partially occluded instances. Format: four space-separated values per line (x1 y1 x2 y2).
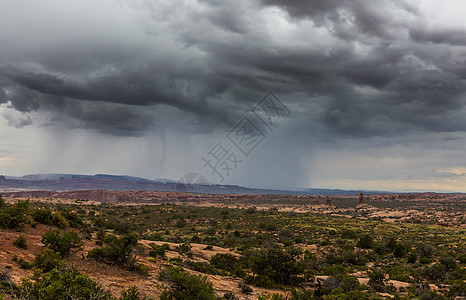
410 27 466 46
1 0 466 142
2 0 466 192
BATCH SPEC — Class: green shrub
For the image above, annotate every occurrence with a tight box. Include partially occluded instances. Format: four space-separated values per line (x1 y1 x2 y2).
18 258 32 269
257 293 286 300
448 267 466 280
0 200 29 230
175 243 192 254
96 229 107 241
387 266 411 282
41 229 84 257
422 264 446 282
222 292 239 300
341 250 368 265
93 217 134 234
386 238 397 252
210 253 240 274
31 268 113 300
289 288 314 299
417 243 434 258
168 257 183 265
238 282 253 294
323 274 361 293
368 269 388 289
356 234 374 249
13 235 28 249
341 229 357 239
393 243 408 258
149 243 169 259
439 256 457 271
136 263 151 276
121 286 147 300
407 251 417 263
32 209 70 228
185 260 220 275
448 280 466 298
419 256 432 264
88 233 139 268
61 209 84 228
243 245 303 286
458 254 466 264
33 249 65 273
323 265 347 276
159 266 215 300
373 243 386 255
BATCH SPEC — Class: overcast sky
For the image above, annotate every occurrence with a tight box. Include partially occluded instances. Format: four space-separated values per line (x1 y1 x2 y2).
2 0 466 192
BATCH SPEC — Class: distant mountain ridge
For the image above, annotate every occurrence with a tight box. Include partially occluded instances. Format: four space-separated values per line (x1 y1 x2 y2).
1 173 389 196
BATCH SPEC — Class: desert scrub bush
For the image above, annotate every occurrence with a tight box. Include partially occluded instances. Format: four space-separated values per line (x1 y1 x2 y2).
31 268 113 300
87 233 139 268
257 292 286 300
32 209 69 228
13 235 28 249
209 253 240 274
222 292 239 300
439 255 457 271
149 243 169 259
0 200 29 231
340 229 357 239
33 249 65 273
18 258 32 269
175 243 192 254
421 264 446 282
184 260 221 275
320 274 361 295
289 288 314 299
243 245 303 286
386 265 412 282
368 269 388 292
417 243 434 258
393 243 409 258
407 251 418 263
159 266 215 300
41 229 84 257
356 234 374 249
323 265 348 276
135 263 151 276
93 216 137 235
448 280 466 298
60 209 84 228
238 282 253 294
121 286 147 300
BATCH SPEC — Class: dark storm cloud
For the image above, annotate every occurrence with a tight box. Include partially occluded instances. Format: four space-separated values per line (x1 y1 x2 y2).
0 87 7 104
1 0 466 140
410 27 466 46
259 0 419 38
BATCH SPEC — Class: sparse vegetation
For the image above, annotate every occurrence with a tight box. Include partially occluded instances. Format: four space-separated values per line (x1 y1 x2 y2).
159 266 215 300
41 229 84 257
13 235 28 249
0 199 29 231
0 195 464 299
87 233 139 268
